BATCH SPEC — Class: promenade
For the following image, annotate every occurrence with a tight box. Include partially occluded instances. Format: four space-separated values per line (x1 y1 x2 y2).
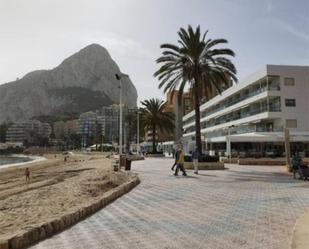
31 158 309 249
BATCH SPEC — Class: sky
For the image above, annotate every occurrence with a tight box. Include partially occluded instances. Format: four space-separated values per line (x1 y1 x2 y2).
0 0 308 104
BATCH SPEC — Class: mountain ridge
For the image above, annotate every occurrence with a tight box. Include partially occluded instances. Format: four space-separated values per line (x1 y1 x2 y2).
0 44 137 123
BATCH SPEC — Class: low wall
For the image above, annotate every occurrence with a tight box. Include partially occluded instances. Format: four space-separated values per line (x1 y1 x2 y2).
184 162 224 170
222 158 309 166
0 175 140 249
221 158 239 164
126 155 145 161
238 159 286 165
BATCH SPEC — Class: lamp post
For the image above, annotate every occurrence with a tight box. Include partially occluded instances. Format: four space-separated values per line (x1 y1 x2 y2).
115 73 129 156
137 110 140 154
124 122 127 153
284 128 291 168
101 134 104 153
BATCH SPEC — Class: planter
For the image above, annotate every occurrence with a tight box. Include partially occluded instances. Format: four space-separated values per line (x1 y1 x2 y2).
126 155 145 161
238 159 286 165
184 162 224 170
146 154 164 158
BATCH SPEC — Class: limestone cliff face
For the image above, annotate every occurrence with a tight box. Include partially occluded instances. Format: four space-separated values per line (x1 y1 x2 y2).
0 44 138 123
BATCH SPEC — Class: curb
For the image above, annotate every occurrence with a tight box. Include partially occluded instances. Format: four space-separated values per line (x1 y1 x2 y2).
0 175 140 249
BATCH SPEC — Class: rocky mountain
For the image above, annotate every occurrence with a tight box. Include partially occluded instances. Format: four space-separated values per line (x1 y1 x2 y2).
0 44 138 123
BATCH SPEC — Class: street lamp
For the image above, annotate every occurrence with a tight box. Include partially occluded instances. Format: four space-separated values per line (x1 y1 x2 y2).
115 73 129 155
137 110 141 154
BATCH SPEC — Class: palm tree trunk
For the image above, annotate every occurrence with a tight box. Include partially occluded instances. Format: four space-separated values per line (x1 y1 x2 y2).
152 125 157 153
193 82 202 155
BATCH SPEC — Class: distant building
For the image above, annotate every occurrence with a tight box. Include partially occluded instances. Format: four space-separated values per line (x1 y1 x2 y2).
99 105 138 144
182 65 309 156
6 120 51 144
99 105 120 144
78 106 138 149
166 90 194 141
78 111 102 149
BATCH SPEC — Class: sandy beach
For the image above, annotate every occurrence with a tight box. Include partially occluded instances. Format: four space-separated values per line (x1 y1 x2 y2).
0 153 130 243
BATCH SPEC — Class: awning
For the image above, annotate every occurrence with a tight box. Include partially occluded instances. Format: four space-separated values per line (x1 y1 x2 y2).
205 132 309 143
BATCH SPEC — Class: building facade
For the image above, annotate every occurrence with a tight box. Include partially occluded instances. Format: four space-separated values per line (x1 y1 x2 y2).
182 65 309 156
165 90 194 141
6 120 51 144
78 106 138 149
78 111 102 148
99 105 138 144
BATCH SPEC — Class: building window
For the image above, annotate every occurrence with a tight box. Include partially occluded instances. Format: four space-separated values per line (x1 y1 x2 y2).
285 99 296 107
286 119 297 128
284 77 295 86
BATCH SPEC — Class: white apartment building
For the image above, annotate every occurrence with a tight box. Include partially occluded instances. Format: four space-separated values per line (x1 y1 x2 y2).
182 65 309 157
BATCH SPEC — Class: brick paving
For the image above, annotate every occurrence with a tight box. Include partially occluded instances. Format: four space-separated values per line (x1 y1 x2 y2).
30 158 309 249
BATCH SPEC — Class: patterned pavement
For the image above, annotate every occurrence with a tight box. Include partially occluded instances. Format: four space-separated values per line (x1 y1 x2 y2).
30 158 309 249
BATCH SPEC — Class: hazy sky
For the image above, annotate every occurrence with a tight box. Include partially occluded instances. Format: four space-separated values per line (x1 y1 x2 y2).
0 0 308 103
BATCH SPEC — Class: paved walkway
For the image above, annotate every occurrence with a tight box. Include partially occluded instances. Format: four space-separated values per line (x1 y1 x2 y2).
31 158 309 249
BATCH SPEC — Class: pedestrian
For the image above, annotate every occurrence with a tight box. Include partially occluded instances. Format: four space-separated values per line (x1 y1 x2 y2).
292 152 302 179
25 168 30 182
174 148 187 176
192 147 199 174
171 148 180 171
172 148 175 159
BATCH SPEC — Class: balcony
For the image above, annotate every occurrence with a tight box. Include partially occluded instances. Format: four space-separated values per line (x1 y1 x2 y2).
184 100 281 135
182 76 281 126
183 75 281 129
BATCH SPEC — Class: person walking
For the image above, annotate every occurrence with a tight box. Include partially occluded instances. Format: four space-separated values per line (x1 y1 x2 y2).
192 147 199 174
171 148 180 171
174 148 187 176
25 168 30 183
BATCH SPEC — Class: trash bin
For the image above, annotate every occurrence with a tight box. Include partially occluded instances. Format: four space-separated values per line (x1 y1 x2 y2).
125 159 131 171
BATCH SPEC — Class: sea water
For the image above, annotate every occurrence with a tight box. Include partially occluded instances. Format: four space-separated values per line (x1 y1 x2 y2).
0 155 33 168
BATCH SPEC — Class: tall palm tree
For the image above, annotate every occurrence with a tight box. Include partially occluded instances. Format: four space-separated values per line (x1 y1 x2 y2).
154 25 237 154
140 98 175 153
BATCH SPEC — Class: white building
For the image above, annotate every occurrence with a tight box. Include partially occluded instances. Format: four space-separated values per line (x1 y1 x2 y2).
182 65 309 157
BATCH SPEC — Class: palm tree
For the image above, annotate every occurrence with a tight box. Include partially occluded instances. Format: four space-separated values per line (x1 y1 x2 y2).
154 25 237 154
140 98 175 153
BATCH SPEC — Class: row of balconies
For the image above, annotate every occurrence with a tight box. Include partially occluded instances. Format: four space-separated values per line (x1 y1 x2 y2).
184 99 282 134
183 76 280 126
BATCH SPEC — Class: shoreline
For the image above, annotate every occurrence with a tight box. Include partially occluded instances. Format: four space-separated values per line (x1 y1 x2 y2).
0 154 47 170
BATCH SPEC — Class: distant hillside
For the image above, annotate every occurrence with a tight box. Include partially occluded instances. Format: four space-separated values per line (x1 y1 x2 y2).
0 44 137 123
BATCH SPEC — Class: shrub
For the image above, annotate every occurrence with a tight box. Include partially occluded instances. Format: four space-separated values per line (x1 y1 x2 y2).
200 155 219 162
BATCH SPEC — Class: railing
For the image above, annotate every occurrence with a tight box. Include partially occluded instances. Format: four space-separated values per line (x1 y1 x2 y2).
183 80 281 127
184 105 282 134
199 83 280 120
